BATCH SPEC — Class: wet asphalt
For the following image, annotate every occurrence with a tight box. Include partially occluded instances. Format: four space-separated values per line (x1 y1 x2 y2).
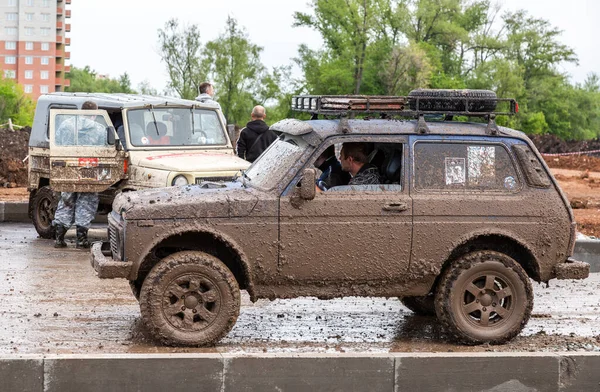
0 222 598 355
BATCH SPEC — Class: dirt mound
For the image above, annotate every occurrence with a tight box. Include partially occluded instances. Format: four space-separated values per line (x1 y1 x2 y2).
0 126 30 187
543 155 600 172
530 134 600 155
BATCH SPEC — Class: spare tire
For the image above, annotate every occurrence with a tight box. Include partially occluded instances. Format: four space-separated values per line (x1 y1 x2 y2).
408 89 497 112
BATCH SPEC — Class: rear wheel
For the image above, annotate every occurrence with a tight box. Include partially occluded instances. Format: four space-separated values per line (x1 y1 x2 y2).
434 251 533 344
32 186 58 239
140 251 240 346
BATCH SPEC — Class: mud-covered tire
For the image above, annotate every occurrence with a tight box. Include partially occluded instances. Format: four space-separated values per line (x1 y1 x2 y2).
400 294 436 317
409 89 497 112
129 280 141 301
32 186 59 239
140 251 240 346
434 251 533 344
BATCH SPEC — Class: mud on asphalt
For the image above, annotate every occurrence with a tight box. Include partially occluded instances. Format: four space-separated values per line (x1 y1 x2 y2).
0 223 598 355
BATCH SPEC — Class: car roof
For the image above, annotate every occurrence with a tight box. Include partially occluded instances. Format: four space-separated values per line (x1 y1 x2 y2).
37 92 219 110
271 118 528 144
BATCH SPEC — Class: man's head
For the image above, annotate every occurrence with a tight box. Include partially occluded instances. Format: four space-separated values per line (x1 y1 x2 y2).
82 101 98 110
251 105 266 121
199 82 214 97
340 142 372 176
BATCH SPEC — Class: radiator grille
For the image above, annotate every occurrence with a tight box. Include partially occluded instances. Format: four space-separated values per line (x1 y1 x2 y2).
195 177 231 185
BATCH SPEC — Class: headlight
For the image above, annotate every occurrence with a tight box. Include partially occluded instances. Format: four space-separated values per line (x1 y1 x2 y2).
171 175 189 186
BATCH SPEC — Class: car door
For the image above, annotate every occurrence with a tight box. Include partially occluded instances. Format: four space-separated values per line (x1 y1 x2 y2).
278 136 412 287
409 135 529 277
49 108 127 193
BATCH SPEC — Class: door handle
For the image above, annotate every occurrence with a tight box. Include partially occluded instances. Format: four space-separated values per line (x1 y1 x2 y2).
382 202 408 212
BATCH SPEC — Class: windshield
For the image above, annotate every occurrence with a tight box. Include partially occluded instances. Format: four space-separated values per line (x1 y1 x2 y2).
243 134 309 189
126 107 228 147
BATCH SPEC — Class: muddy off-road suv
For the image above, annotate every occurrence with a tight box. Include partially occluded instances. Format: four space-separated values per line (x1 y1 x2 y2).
27 93 249 238
91 90 589 346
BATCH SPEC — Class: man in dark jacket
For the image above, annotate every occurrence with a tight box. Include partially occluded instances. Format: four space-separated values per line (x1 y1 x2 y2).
236 106 277 163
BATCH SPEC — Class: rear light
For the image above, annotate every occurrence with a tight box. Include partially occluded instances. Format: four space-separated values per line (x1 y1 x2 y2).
123 159 128 174
515 102 519 113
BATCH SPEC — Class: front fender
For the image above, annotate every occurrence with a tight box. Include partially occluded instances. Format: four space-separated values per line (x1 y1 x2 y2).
128 222 254 296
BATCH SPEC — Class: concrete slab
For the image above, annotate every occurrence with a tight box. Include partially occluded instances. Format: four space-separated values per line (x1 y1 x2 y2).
573 240 600 272
223 354 395 392
0 353 597 391
395 353 560 392
0 202 28 222
558 354 600 391
0 357 43 392
44 355 223 392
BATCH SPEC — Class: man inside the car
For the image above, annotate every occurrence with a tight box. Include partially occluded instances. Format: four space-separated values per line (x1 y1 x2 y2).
340 142 382 185
314 145 350 190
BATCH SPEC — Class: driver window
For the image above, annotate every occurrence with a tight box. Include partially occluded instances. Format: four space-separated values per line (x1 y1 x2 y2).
311 140 404 193
55 114 108 146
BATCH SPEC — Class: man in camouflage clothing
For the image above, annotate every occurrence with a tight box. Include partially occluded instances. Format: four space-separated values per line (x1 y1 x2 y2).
53 100 105 249
340 142 382 185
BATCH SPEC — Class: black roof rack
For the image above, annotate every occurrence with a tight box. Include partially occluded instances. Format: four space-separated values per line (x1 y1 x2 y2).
291 95 518 118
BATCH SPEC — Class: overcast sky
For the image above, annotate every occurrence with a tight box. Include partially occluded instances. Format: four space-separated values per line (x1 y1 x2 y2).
69 0 599 93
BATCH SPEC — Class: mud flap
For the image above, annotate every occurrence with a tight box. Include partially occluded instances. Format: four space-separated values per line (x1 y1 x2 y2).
554 258 590 280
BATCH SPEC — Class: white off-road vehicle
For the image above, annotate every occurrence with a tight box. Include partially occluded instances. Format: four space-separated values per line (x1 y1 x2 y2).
27 93 249 238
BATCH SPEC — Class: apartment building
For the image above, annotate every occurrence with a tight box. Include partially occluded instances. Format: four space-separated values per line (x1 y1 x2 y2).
0 0 70 100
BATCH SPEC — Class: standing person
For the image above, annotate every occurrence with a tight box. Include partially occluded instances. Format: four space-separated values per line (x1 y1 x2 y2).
195 82 220 107
53 100 105 249
236 105 277 163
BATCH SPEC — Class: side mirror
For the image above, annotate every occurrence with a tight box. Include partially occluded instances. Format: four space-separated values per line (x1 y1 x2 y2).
300 168 316 200
107 126 116 145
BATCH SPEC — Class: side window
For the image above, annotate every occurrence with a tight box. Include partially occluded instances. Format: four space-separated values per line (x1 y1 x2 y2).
414 142 520 192
55 114 108 146
311 140 404 193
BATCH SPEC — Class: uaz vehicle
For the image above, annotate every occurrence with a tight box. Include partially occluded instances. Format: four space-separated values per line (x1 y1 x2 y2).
91 90 589 346
27 93 249 238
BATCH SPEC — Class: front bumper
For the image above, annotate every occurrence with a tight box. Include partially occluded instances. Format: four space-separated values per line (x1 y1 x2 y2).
553 257 590 280
90 241 133 279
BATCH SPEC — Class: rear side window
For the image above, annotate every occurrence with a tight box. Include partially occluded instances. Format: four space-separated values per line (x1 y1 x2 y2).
512 144 551 188
414 142 520 192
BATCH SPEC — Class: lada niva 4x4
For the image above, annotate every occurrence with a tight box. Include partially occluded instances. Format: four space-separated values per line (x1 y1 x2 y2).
27 93 249 238
91 90 589 346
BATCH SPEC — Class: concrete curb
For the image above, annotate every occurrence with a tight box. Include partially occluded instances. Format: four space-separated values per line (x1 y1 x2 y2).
0 201 28 222
0 353 598 391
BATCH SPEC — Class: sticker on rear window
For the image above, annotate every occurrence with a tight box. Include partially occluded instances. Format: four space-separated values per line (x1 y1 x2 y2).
445 157 465 185
468 146 495 186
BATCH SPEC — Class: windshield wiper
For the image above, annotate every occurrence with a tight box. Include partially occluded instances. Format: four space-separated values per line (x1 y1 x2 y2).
191 108 195 134
149 107 159 136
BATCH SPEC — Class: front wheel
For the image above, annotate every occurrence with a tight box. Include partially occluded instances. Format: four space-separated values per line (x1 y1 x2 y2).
434 251 533 344
140 251 240 346
31 186 58 239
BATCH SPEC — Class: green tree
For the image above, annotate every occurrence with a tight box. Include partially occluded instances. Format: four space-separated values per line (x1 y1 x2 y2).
381 42 433 95
66 66 137 93
157 18 205 99
203 16 267 124
137 79 159 96
294 0 393 94
0 77 34 126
